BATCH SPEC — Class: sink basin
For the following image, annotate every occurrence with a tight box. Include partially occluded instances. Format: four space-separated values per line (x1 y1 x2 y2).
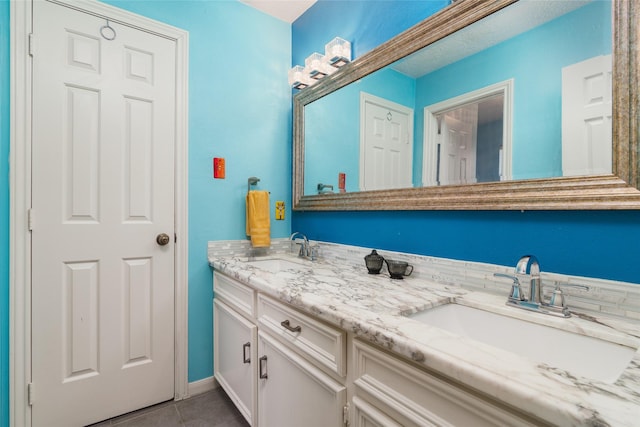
408 303 636 383
246 258 310 273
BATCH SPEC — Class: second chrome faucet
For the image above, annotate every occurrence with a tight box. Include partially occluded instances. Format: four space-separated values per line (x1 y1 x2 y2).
494 255 588 318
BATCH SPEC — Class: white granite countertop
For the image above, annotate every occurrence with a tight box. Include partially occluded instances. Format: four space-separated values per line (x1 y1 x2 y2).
209 252 640 426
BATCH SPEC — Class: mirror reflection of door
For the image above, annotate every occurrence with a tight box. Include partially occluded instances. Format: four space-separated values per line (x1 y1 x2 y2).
360 93 414 191
438 104 478 186
423 80 513 187
562 54 612 177
438 97 505 186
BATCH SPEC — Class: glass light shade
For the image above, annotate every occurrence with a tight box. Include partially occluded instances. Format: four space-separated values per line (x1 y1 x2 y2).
325 37 351 67
305 52 332 80
288 65 310 89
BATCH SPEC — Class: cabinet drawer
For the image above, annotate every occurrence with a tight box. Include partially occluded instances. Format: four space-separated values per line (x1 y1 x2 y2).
257 294 346 377
353 339 540 427
214 271 256 319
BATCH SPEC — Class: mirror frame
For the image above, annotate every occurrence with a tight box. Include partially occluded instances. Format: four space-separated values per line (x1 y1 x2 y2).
293 0 640 211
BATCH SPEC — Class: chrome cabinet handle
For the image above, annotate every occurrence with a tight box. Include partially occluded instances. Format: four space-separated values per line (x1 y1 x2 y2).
242 342 250 364
259 356 268 379
280 319 301 333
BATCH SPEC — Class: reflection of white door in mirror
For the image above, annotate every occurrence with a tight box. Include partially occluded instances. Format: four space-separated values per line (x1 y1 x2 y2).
423 80 513 187
562 55 612 177
359 92 414 191
439 106 478 186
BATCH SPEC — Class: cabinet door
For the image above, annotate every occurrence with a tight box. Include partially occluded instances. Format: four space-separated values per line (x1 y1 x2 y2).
214 298 257 425
352 396 402 427
353 339 538 427
257 331 346 427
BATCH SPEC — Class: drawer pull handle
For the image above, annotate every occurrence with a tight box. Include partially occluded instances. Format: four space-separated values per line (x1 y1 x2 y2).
280 319 302 333
242 342 251 364
259 355 268 379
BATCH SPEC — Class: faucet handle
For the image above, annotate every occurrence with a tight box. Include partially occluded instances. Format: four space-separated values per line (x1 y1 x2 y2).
494 273 526 301
309 244 319 261
548 283 589 309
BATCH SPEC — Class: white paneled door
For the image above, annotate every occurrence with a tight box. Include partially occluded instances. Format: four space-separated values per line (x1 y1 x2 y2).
31 1 177 425
562 55 612 177
360 93 413 191
439 107 477 186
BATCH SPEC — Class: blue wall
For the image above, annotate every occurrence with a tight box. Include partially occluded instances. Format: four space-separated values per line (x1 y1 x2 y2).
1 1 290 423
292 0 449 66
1 1 10 425
291 0 640 285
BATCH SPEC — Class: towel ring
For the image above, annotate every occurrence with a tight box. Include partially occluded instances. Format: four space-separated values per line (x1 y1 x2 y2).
248 177 260 193
100 20 116 41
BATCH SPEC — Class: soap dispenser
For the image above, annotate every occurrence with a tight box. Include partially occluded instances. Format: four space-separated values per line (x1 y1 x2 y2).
364 250 384 274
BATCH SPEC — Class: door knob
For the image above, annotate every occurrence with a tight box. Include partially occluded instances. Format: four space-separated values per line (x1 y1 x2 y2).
156 233 171 246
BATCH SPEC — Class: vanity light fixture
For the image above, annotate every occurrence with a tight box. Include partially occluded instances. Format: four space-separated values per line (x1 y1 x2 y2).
290 37 351 90
305 52 335 80
288 65 311 90
325 37 351 67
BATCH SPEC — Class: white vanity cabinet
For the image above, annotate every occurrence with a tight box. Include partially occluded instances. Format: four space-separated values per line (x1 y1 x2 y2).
213 274 258 425
352 339 542 427
213 271 347 427
214 270 542 427
257 331 346 427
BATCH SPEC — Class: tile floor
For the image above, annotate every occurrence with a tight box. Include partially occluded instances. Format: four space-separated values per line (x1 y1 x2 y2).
90 387 249 427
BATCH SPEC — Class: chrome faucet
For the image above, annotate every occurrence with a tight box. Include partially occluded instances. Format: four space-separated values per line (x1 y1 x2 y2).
317 183 334 194
289 232 317 260
494 255 589 318
289 231 308 257
515 255 542 304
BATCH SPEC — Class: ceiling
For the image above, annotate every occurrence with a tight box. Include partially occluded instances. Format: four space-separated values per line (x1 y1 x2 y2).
240 0 317 23
393 0 589 78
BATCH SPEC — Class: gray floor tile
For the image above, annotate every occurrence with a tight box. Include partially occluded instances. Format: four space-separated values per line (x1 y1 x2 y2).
111 404 182 427
85 387 248 427
177 389 249 427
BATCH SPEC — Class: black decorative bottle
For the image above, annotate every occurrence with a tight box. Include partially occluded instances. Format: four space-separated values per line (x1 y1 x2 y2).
364 250 384 274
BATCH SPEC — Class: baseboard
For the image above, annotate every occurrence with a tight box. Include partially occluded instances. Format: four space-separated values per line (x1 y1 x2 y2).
187 376 218 397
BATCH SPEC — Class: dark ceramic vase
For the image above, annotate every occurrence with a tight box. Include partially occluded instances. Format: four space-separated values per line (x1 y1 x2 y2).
364 250 384 274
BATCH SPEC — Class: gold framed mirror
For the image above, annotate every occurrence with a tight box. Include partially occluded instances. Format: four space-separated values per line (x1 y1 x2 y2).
293 0 639 211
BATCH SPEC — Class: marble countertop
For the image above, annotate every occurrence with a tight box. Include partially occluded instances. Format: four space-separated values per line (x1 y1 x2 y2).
209 253 640 426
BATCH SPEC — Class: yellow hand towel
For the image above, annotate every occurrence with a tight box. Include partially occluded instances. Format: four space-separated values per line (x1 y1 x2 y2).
246 190 271 248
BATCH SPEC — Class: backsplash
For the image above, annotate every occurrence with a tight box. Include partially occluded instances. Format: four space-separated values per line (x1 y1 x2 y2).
208 239 640 321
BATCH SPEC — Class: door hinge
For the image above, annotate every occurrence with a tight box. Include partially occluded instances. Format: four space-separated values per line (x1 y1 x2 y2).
343 403 350 425
28 33 34 57
28 208 34 231
174 233 177 243
27 383 34 406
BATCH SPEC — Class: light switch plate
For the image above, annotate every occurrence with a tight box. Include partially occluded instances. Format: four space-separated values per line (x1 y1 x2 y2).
275 201 285 220
213 157 225 179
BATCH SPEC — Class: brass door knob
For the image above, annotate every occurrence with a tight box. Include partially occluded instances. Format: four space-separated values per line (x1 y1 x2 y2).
156 233 171 246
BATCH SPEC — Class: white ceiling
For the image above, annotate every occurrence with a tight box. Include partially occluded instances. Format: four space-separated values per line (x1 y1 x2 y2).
240 0 317 23
392 1 590 78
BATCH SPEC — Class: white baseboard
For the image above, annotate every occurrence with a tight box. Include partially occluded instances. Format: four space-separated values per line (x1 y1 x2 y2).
187 376 218 397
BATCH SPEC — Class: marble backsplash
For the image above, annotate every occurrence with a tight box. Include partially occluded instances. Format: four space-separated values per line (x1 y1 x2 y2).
208 238 640 322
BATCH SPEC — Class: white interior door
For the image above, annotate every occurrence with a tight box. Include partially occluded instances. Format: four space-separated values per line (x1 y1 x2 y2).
360 93 413 191
438 106 477 186
562 54 612 176
31 1 177 425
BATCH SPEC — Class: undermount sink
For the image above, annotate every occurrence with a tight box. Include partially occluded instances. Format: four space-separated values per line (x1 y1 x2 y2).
408 303 636 383
246 257 310 273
